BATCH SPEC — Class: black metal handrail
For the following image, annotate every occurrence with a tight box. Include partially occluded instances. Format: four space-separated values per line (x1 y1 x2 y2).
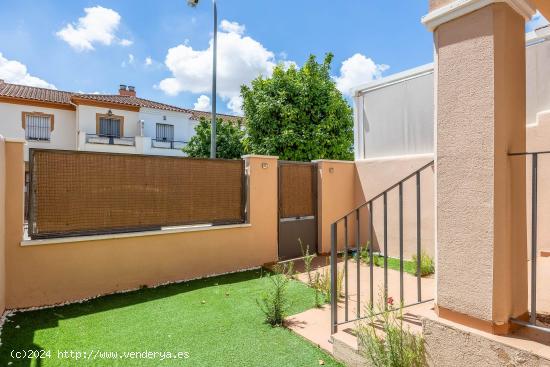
334 160 435 224
151 139 188 149
509 150 550 333
86 133 135 146
330 160 435 334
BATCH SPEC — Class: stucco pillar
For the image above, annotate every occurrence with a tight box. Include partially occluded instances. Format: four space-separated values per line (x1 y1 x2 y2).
423 0 536 334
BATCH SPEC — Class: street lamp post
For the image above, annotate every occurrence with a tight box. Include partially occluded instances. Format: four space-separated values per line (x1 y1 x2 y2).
188 0 217 158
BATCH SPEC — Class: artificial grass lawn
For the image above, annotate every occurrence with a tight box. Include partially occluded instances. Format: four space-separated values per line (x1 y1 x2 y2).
359 253 417 275
0 270 342 367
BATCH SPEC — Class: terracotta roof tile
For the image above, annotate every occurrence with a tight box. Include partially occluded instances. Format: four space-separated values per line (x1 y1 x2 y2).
189 109 244 123
0 82 242 121
0 82 73 104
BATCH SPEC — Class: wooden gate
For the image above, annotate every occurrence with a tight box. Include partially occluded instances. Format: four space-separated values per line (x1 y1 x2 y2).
278 161 318 260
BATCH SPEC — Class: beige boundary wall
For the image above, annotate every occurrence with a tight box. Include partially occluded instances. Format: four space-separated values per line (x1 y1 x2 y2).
316 155 436 259
0 140 437 311
2 141 279 310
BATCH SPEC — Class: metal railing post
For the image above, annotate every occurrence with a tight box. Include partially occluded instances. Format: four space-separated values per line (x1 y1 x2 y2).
399 182 404 304
369 201 374 308
344 216 349 322
356 209 361 318
531 154 538 325
330 223 338 334
383 192 388 306
416 172 422 302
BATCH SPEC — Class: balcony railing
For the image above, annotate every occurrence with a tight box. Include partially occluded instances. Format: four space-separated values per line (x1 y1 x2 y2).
151 139 187 150
509 150 550 333
330 160 435 334
86 134 135 146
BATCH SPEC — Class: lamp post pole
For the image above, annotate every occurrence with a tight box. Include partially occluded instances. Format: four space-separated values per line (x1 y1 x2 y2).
211 0 217 158
188 0 217 158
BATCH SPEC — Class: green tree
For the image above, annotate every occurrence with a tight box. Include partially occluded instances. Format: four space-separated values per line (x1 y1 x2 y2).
183 117 246 159
241 53 354 161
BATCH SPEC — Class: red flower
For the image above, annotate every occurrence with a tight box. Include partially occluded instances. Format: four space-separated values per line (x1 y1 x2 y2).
387 297 394 306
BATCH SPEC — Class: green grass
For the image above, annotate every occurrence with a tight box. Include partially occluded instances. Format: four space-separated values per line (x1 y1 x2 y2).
359 249 434 276
0 270 342 367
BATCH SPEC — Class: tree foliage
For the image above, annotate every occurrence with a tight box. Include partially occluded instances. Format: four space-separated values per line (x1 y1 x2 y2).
183 117 246 159
241 53 354 161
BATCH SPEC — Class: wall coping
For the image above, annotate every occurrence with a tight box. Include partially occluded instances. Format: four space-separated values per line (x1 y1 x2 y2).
422 0 536 31
311 159 356 164
356 153 434 163
21 223 252 246
241 154 279 159
4 138 26 144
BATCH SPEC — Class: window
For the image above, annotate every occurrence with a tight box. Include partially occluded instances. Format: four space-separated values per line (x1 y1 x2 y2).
24 113 53 141
156 123 174 141
98 117 122 138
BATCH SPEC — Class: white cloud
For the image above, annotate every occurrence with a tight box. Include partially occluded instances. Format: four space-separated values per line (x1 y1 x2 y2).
121 53 135 68
334 53 389 96
158 19 277 114
193 95 211 111
56 6 123 51
145 57 153 66
0 53 56 89
119 39 133 47
220 20 245 35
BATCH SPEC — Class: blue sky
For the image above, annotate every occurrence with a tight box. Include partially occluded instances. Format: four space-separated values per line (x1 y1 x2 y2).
0 1 547 115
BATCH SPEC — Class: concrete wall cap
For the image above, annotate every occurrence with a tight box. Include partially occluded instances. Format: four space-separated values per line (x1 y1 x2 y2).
4 138 26 144
241 154 279 159
356 153 434 163
21 223 252 247
422 0 536 31
311 159 356 164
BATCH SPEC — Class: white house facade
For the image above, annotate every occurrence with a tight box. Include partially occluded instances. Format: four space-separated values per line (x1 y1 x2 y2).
0 82 241 161
352 25 550 160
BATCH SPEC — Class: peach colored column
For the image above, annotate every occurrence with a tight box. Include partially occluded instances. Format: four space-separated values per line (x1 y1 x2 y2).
0 137 6 314
315 160 362 254
424 1 535 333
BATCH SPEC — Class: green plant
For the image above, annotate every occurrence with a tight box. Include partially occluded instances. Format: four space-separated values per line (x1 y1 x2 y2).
313 272 322 308
299 239 316 285
241 53 354 161
361 250 434 278
356 293 427 367
312 259 344 303
412 252 435 277
257 271 290 327
182 117 246 159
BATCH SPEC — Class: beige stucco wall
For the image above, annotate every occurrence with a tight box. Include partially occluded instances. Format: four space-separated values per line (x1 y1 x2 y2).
435 3 527 324
0 102 76 160
316 160 362 254
355 154 435 260
3 144 278 309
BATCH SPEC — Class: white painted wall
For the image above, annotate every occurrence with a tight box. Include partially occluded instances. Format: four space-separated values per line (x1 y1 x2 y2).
354 34 550 159
76 105 140 138
139 108 198 143
526 31 550 126
0 102 200 160
0 102 76 160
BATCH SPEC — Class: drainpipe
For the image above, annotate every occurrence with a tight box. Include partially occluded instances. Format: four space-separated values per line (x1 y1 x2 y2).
69 100 80 150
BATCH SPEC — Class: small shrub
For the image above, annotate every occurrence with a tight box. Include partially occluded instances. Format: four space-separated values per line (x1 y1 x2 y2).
313 272 323 308
257 272 290 327
412 252 434 277
299 239 316 285
313 258 344 303
356 293 427 367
